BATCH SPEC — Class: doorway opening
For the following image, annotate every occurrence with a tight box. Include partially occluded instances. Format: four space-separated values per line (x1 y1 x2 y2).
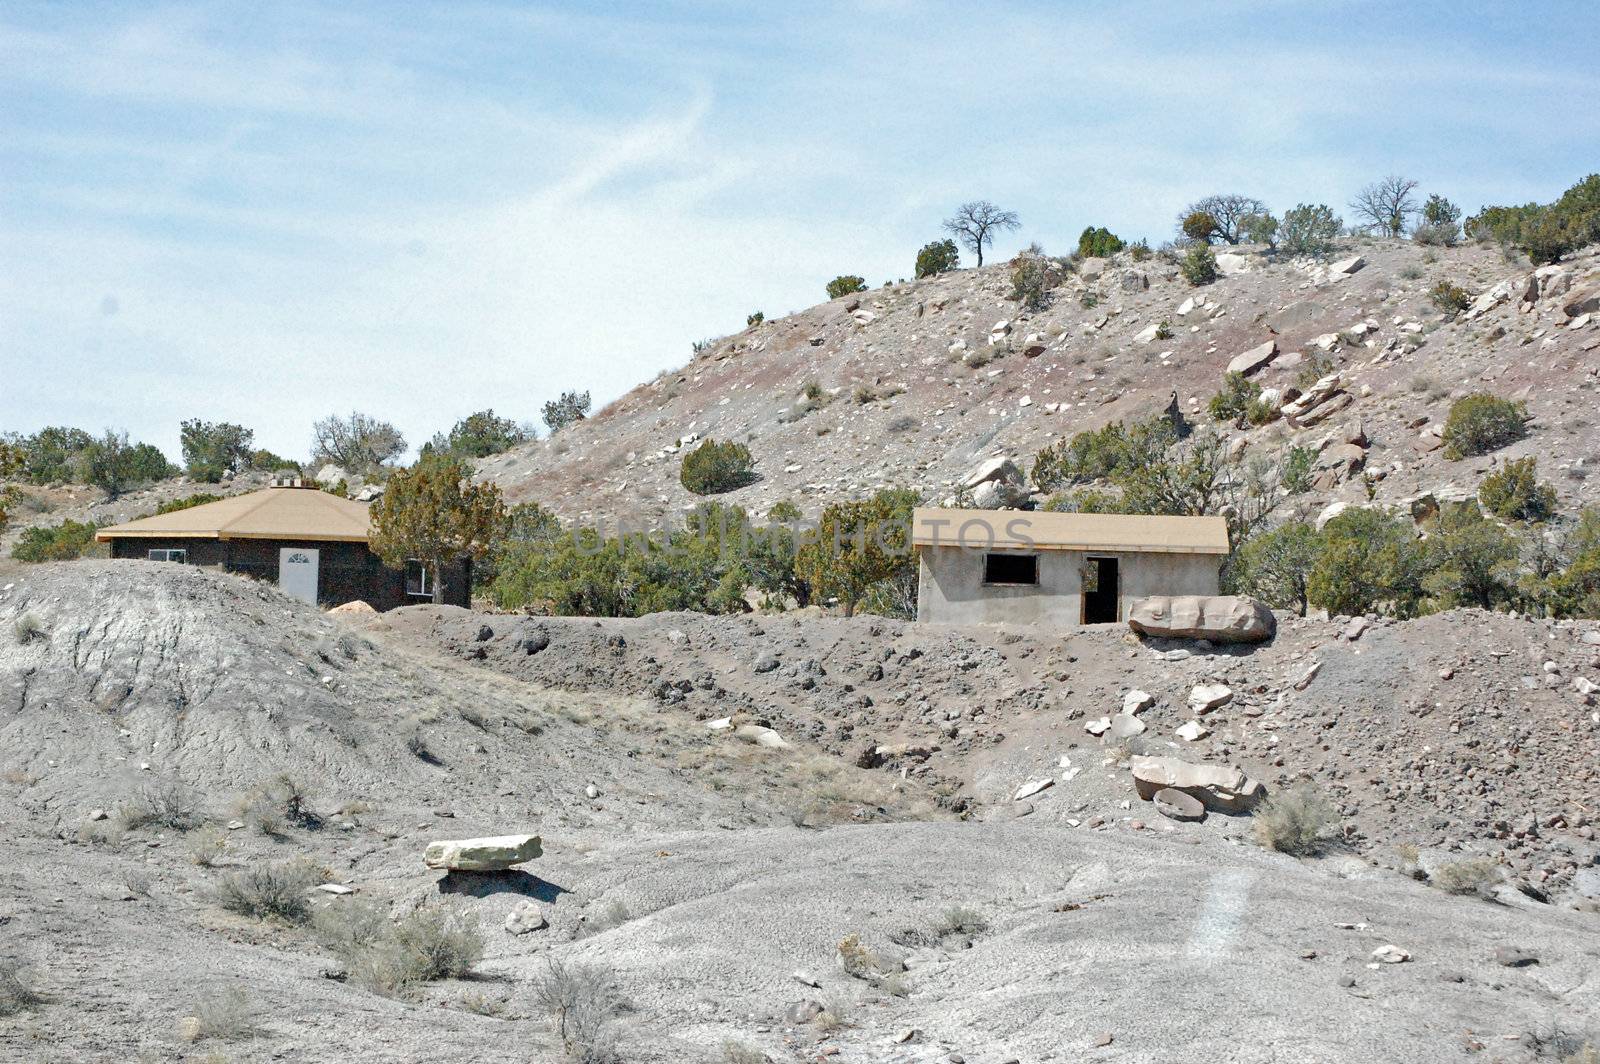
1081 556 1120 624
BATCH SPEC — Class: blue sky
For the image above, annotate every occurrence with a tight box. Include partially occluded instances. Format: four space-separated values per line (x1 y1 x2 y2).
3 1 1597 462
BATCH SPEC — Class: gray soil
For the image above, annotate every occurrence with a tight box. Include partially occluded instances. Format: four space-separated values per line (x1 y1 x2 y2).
2 563 1597 1062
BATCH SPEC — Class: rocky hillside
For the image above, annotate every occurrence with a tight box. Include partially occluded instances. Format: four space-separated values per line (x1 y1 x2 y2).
477 239 1600 527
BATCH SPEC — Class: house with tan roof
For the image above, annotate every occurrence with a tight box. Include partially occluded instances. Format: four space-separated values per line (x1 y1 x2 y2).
94 480 471 610
912 507 1229 626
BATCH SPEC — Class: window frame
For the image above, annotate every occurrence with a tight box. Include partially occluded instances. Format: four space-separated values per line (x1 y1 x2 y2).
982 551 1040 587
147 548 188 564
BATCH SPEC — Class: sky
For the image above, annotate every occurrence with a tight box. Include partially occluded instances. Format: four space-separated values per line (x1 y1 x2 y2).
2 1 1597 462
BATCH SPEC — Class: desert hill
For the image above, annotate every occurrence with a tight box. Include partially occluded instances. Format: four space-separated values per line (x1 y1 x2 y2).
2 563 1598 1061
477 239 1600 528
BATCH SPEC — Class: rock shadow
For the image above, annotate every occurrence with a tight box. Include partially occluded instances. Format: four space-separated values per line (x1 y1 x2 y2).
435 869 570 902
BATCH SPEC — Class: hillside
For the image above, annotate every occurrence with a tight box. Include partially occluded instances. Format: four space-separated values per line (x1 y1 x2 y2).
2 563 1597 1062
477 239 1600 527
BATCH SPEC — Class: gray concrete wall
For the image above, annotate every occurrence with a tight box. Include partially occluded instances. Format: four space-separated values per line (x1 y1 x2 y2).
915 545 1222 626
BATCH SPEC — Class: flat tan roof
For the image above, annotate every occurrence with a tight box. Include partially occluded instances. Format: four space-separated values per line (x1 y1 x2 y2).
912 507 1230 555
95 487 373 543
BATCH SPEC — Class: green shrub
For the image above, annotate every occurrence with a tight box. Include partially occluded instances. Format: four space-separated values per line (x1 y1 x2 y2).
746 311 764 327
180 419 255 482
1128 240 1152 261
1467 173 1600 264
1281 446 1315 495
215 858 320 923
1278 204 1342 256
1207 372 1271 427
542 391 591 434
1428 280 1471 316
1009 255 1056 310
1307 508 1428 617
1180 211 1218 243
1228 521 1320 615
826 275 867 299
1076 226 1125 258
1041 488 1126 514
11 519 101 562
680 439 756 495
1180 245 1217 286
157 492 224 515
795 487 917 618
1421 503 1520 611
914 238 960 278
1479 457 1557 522
1241 212 1279 246
1442 393 1529 458
1252 784 1339 855
425 410 531 459
1031 417 1173 492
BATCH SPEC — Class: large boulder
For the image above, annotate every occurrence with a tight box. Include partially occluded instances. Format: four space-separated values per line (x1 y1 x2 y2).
1226 340 1279 376
423 833 543 872
1131 756 1265 813
1127 596 1276 644
962 456 1022 490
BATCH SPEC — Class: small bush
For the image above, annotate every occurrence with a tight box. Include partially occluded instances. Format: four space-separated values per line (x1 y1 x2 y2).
189 826 230 867
1442 393 1529 458
1080 290 1100 309
1281 446 1315 495
914 238 960 278
745 311 763 327
932 905 987 937
1252 784 1339 855
120 777 203 832
722 1040 770 1064
1180 245 1217 286
12 612 46 644
1153 319 1174 340
1208 372 1271 427
680 439 756 495
215 858 320 923
886 415 918 433
316 899 485 998
1076 226 1125 258
1278 205 1342 256
825 275 867 300
1129 240 1152 261
1430 857 1501 898
1479 457 1557 522
235 773 320 836
11 519 101 562
1428 280 1471 316
185 985 257 1042
1010 255 1056 310
1180 210 1218 243
0 957 43 1016
533 958 622 1064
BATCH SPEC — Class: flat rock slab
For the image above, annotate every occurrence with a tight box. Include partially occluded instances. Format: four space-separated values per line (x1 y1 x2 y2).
1129 596 1275 644
424 833 543 872
1153 787 1206 822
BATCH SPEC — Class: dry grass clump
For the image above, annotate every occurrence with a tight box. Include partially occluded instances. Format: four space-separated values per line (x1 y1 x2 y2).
722 1040 770 1064
1429 857 1502 898
533 958 623 1064
1252 784 1339 855
119 777 203 832
234 774 320 836
215 857 320 923
182 985 257 1042
189 826 230 867
11 613 47 645
314 900 484 999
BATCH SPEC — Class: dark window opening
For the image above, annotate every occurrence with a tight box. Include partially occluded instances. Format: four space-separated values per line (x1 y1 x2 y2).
983 552 1039 586
1082 556 1120 624
148 549 187 563
405 559 432 597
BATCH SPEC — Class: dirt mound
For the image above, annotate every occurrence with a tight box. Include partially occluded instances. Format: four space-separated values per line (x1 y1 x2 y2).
397 602 1600 904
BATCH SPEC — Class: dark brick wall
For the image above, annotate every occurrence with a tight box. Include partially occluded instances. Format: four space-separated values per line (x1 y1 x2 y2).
107 537 471 610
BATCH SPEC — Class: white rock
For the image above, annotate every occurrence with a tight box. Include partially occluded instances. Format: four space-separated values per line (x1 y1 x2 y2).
505 900 548 934
1014 778 1054 801
1370 945 1410 964
318 883 355 896
423 834 543 872
1085 717 1112 736
1328 255 1366 276
1175 721 1210 742
1188 684 1234 712
1122 690 1155 715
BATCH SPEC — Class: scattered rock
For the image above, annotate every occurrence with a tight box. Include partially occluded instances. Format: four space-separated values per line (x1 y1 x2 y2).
1014 778 1054 801
505 900 548 934
1188 684 1234 713
1130 756 1263 812
1175 721 1210 742
1370 945 1410 964
1152 787 1206 822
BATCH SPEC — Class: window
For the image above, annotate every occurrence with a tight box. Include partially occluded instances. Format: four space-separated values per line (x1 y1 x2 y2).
405 559 432 597
983 552 1039 586
148 549 187 563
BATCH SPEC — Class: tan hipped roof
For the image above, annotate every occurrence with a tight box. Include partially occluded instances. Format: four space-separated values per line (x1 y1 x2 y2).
911 507 1230 555
95 487 373 543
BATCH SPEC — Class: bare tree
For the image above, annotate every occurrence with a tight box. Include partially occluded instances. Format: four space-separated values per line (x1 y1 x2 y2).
310 412 406 474
1350 175 1420 237
1178 194 1268 244
941 201 1020 267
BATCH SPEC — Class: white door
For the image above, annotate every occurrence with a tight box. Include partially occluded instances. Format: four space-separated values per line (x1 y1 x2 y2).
278 548 320 604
